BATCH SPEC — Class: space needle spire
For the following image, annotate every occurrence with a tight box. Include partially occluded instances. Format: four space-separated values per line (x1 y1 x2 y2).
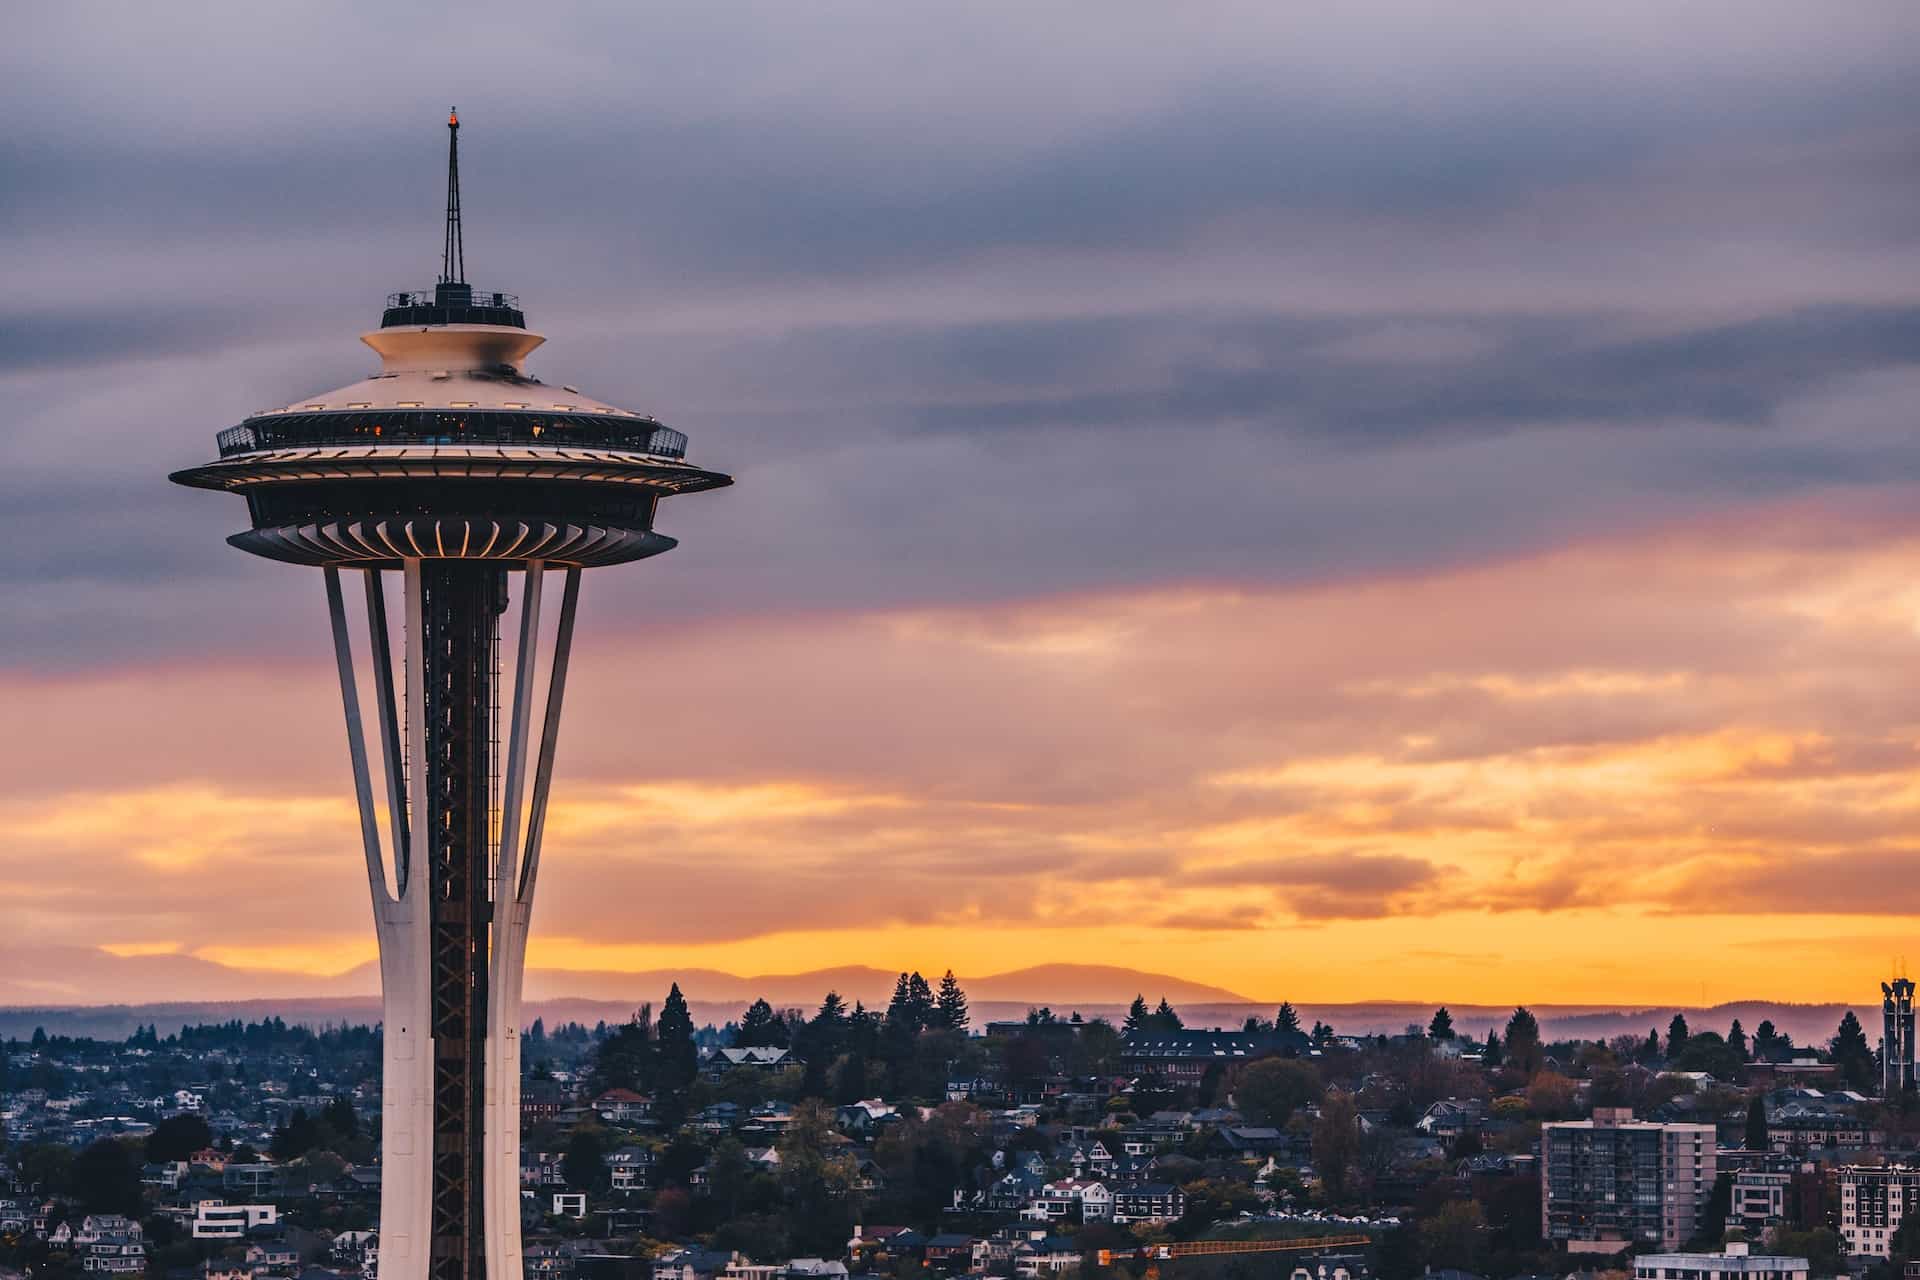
441 107 464 286
172 116 732 1280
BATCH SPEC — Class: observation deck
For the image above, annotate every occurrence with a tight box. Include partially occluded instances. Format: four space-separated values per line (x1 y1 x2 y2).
171 287 731 569
382 281 525 329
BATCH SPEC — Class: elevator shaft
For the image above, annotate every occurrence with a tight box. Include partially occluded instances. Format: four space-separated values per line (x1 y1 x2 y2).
420 562 502 1280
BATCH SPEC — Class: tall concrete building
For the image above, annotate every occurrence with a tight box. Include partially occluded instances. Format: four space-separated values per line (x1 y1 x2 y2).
1542 1109 1717 1253
171 114 732 1280
1884 977 1915 1094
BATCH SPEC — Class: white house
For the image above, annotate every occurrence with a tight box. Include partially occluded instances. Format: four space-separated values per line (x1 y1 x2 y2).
191 1202 280 1240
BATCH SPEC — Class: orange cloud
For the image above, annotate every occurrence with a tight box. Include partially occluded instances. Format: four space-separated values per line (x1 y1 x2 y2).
9 498 1920 1004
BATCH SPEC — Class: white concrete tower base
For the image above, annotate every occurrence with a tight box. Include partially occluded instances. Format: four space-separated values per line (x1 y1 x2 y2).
324 562 582 1280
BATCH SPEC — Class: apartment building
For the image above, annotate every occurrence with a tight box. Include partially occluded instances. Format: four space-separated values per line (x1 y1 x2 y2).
1838 1165 1920 1257
1542 1108 1717 1253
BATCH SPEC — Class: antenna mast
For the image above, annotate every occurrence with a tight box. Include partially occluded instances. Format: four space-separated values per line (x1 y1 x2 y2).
441 107 465 285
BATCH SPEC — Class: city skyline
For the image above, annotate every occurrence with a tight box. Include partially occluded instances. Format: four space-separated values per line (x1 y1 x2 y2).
8 4 1920 1007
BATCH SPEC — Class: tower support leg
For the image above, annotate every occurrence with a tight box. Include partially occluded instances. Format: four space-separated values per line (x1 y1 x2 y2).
327 561 582 1280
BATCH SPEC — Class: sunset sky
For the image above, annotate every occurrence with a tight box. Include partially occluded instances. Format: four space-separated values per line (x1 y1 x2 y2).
7 3 1920 1007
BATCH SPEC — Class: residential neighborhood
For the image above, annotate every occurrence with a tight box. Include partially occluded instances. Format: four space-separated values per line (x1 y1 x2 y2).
4 977 1919 1280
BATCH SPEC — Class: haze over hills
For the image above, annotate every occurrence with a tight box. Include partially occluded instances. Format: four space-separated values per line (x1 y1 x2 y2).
0 948 1246 1008
0 946 1873 1047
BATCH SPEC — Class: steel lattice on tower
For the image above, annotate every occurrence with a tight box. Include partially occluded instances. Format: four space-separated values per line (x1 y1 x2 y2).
171 112 732 1280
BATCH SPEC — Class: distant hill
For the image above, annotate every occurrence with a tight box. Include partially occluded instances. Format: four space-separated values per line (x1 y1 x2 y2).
0 948 1245 1012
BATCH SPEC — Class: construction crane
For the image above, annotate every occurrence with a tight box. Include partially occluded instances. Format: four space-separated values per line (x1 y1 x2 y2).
1098 1235 1373 1280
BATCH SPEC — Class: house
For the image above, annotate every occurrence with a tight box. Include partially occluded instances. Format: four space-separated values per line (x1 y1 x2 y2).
75 1216 140 1245
142 1160 190 1189
1208 1126 1288 1156
329 1231 377 1271
525 1243 578 1280
1417 1099 1489 1139
591 1090 653 1126
1013 1237 1082 1277
652 1249 740 1280
223 1160 280 1196
77 1217 146 1275
849 1154 887 1193
848 1224 917 1264
739 1101 796 1140
1112 1182 1185 1224
989 1170 1046 1210
924 1235 976 1271
785 1261 850 1280
836 1100 898 1137
521 1079 570 1125
522 1152 567 1189
244 1240 301 1273
704 1047 792 1081
1122 1029 1308 1086
1034 1178 1112 1223
192 1201 281 1239
607 1150 653 1193
552 1192 588 1218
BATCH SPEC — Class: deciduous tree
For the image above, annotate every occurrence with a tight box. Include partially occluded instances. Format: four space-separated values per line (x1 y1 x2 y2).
1234 1057 1322 1126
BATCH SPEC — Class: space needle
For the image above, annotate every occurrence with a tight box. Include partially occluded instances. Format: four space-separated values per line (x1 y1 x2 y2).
171 112 731 1280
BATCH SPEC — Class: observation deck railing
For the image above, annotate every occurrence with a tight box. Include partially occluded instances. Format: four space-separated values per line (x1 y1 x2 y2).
215 409 688 461
385 289 520 310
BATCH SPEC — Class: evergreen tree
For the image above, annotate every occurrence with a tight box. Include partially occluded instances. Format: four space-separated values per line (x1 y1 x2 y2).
907 971 935 1029
1276 1001 1302 1035
71 1139 143 1216
833 1053 870 1105
147 1115 212 1163
846 1000 879 1058
886 973 915 1028
738 998 789 1048
799 991 850 1065
1832 1010 1874 1090
1483 1030 1503 1068
656 984 698 1093
1123 995 1150 1035
1644 1028 1662 1064
588 1005 656 1095
1311 1020 1334 1046
934 970 969 1031
528 1017 546 1046
1729 1018 1749 1060
1503 1007 1542 1076
1667 1013 1690 1060
1745 1095 1769 1151
1150 997 1184 1033
1754 1019 1779 1061
562 1125 610 1192
1429 1007 1455 1040
323 1095 359 1141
